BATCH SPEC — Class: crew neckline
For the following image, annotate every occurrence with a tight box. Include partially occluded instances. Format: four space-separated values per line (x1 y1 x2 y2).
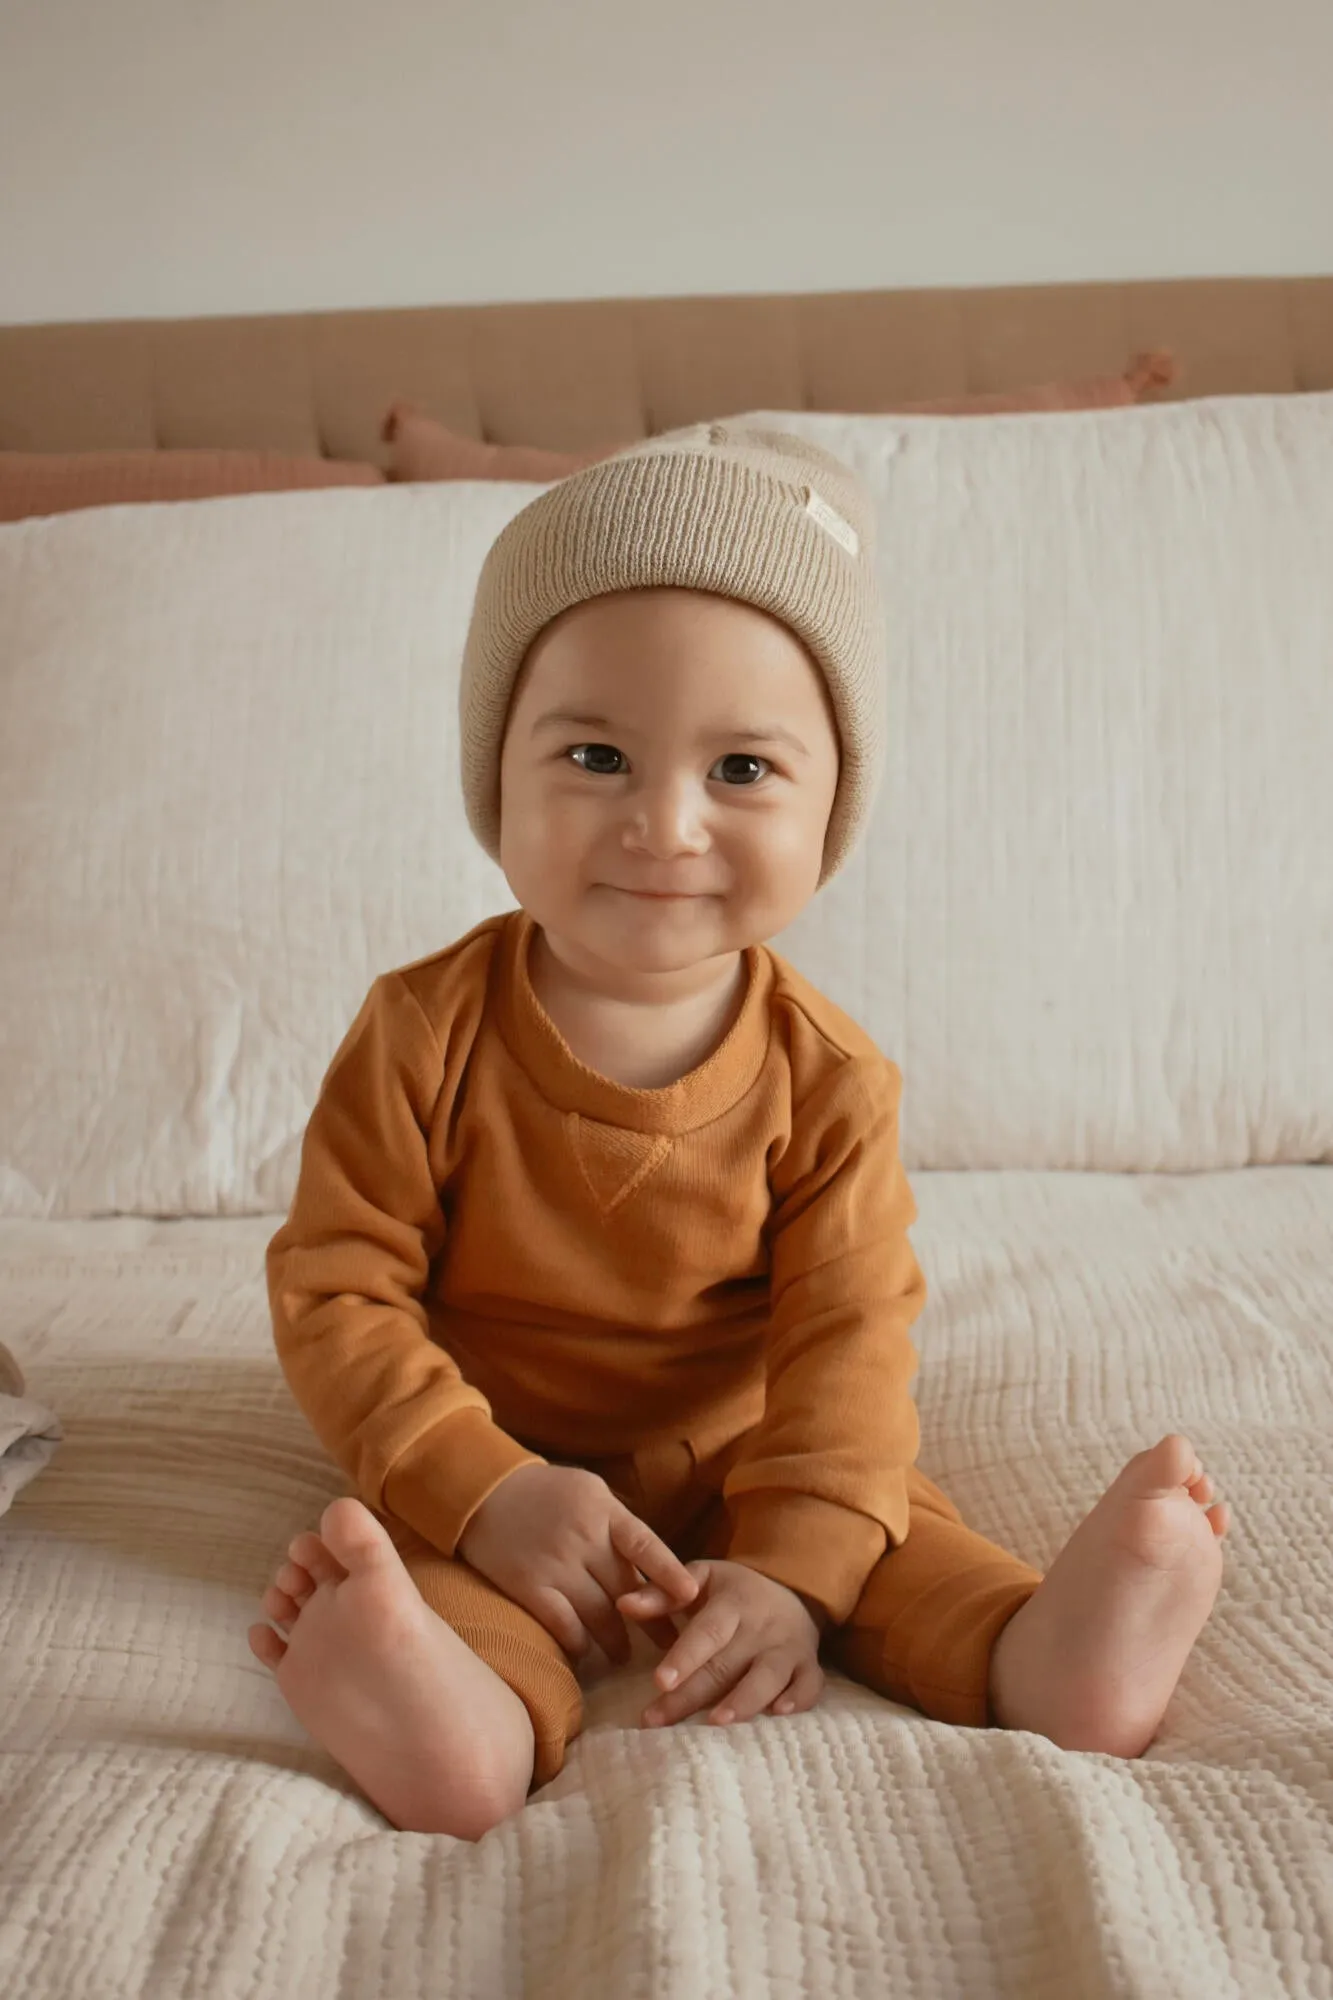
491 907 772 1134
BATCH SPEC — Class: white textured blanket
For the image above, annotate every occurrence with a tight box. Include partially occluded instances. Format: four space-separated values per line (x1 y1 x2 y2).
2 1169 1330 1999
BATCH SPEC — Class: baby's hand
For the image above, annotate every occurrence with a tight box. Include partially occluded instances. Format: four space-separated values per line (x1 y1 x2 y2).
619 1559 826 1731
457 1462 699 1666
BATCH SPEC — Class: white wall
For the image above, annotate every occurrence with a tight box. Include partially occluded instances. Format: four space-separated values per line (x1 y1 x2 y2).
2 0 1331 327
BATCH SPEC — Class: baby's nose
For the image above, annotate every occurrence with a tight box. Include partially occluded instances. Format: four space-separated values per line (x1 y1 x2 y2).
623 777 709 855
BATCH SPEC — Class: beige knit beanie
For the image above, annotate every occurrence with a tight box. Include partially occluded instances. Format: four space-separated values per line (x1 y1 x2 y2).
458 420 886 888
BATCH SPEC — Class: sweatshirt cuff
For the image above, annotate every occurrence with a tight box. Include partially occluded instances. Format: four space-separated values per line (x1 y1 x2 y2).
725 1490 890 1627
380 1407 546 1557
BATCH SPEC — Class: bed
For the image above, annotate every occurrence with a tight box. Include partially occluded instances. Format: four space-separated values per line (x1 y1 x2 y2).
3 276 1332 2000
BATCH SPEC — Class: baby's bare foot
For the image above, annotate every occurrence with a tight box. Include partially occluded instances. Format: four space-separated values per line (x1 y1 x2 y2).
248 1497 534 1838
988 1434 1229 1758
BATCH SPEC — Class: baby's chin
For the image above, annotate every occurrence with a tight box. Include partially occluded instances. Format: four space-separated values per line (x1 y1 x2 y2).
569 889 747 965
594 888 726 939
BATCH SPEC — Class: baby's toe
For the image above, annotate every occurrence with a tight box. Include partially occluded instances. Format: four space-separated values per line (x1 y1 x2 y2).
1131 1433 1198 1492
289 1530 345 1587
1187 1471 1215 1506
248 1621 287 1669
262 1583 301 1628
319 1496 398 1571
277 1560 315 1606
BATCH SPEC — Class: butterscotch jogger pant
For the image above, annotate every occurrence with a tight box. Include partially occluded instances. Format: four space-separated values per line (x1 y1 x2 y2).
379 1436 1043 1789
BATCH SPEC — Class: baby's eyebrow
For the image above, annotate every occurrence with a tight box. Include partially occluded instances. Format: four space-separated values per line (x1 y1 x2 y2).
529 708 811 758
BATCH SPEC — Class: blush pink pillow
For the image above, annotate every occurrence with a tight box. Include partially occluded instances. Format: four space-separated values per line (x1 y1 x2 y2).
381 353 1177 484
381 403 617 483
0 449 384 523
902 350 1176 414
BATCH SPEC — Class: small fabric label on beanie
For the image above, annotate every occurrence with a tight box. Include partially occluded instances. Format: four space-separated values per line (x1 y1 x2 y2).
804 488 859 558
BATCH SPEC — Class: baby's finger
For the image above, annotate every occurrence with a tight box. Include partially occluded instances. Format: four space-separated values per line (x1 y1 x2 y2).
530 1585 594 1663
708 1655 795 1728
653 1598 739 1694
563 1577 633 1666
617 1582 682 1621
769 1659 825 1717
591 1541 654 1609
619 1559 708 1622
643 1644 744 1728
610 1509 701 1606
585 1549 655 1660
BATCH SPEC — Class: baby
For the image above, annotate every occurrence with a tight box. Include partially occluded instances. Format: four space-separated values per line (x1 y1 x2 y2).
251 423 1230 1841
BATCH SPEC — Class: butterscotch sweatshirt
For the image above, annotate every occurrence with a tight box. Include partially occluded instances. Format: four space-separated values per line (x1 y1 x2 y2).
266 908 926 1624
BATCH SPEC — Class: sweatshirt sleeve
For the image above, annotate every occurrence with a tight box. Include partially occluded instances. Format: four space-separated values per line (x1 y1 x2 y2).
266 971 544 1556
722 1055 925 1626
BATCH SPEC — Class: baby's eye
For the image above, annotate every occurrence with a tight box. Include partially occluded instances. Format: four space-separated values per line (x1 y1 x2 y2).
710 752 770 786
568 743 626 775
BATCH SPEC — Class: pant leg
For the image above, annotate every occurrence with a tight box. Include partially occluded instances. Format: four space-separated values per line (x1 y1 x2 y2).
378 1510 584 1790
827 1464 1042 1727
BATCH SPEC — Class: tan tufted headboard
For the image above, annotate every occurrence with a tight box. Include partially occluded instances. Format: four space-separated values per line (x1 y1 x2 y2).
3 275 1331 469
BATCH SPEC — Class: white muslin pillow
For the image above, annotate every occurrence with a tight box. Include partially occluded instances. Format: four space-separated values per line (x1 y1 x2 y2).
762 393 1333 1171
0 483 525 1218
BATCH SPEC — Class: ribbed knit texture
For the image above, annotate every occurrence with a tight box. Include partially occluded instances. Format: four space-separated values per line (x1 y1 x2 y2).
457 423 887 888
266 906 924 1622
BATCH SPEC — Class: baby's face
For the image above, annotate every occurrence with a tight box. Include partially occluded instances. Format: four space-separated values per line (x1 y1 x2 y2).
497 587 840 977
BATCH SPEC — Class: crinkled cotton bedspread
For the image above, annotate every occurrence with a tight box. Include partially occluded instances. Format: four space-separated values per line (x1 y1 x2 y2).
1 1168 1331 1999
